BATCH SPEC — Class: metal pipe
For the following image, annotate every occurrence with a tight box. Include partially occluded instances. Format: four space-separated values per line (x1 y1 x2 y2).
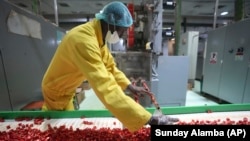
174 0 181 55
235 0 244 21
213 0 219 29
54 0 59 26
32 0 37 14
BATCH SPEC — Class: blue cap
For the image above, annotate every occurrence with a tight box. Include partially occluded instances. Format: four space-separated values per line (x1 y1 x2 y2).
95 1 133 27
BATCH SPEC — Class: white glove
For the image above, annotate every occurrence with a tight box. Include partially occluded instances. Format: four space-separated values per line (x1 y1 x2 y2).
148 115 179 125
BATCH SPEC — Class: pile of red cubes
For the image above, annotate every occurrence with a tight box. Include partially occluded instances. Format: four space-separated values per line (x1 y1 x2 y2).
0 117 150 141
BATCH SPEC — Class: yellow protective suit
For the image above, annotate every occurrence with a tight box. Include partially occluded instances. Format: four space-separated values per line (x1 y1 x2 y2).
41 19 151 132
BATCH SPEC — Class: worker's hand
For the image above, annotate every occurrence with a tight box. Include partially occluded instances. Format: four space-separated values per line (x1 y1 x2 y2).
148 115 179 125
127 84 149 97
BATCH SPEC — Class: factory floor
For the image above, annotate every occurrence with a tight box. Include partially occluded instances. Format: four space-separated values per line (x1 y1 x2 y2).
79 80 219 110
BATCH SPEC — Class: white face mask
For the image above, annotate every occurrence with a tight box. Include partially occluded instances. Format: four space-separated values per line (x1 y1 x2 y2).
105 28 120 44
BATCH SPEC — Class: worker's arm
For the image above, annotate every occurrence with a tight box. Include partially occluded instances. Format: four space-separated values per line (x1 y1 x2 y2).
71 33 151 132
104 49 131 90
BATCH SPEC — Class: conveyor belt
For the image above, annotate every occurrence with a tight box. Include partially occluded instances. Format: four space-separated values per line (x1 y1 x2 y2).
0 104 249 140
0 104 249 130
0 111 249 132
0 117 125 131
174 111 250 124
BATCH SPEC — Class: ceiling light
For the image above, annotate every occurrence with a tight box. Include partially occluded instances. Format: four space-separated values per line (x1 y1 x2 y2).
222 21 228 25
220 11 228 16
164 27 172 30
163 0 176 10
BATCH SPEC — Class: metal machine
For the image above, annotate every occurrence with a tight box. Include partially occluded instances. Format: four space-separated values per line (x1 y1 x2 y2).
1 2 250 138
110 0 188 107
111 51 152 107
0 0 188 111
202 18 250 104
0 1 66 110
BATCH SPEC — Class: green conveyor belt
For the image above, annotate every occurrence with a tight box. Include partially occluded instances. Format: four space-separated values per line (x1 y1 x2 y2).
0 103 249 119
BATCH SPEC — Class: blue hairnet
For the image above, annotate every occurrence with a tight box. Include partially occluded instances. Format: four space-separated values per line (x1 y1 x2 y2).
95 1 133 27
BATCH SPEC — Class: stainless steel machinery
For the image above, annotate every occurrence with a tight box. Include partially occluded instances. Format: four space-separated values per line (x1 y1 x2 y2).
111 51 152 107
111 0 188 107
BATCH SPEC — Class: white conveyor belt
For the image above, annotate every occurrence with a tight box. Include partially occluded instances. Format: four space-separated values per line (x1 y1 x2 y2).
0 111 249 131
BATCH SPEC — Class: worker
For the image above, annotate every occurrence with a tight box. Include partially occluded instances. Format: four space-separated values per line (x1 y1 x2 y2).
41 1 178 132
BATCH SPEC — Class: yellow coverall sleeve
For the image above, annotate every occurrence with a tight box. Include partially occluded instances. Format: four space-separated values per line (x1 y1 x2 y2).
71 32 151 132
104 51 130 90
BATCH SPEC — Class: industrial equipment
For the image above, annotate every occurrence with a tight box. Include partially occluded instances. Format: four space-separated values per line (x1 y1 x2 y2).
111 0 188 107
0 0 189 110
0 0 66 110
163 0 176 9
1 1 250 140
202 18 250 104
111 51 152 107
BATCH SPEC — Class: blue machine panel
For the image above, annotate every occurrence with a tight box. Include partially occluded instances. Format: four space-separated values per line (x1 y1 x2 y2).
156 56 189 106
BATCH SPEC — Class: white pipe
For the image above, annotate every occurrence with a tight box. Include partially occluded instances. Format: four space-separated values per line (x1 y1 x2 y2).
213 0 219 29
54 0 59 26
